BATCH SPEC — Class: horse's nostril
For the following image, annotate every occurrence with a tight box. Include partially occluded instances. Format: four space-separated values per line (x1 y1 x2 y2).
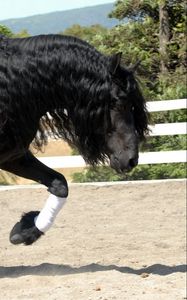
129 157 138 168
111 154 138 173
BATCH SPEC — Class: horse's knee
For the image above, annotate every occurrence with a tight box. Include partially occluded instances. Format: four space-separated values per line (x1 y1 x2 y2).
48 178 69 198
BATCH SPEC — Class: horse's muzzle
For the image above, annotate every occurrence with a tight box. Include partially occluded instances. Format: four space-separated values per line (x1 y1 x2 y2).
110 152 139 173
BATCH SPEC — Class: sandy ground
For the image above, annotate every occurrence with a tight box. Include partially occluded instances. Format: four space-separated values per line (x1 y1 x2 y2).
0 180 186 300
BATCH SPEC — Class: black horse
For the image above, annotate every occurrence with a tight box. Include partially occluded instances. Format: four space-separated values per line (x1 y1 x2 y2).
0 34 148 245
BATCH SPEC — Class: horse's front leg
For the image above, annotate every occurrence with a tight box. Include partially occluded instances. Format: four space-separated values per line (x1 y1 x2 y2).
1 151 68 245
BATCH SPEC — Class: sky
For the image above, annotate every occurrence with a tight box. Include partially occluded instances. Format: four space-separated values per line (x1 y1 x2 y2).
0 0 115 20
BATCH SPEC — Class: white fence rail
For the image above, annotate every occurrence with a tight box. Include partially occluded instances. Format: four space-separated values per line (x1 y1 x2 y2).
37 99 186 168
38 150 186 168
149 122 186 136
146 98 186 112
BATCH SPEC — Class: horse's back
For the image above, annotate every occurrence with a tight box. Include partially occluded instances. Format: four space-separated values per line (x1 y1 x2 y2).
1 34 97 55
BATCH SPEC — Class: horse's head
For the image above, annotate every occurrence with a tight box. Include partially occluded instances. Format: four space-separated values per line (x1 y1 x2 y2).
105 53 149 173
106 105 139 173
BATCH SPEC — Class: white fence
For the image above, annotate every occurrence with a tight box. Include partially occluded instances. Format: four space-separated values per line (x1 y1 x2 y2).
38 99 187 168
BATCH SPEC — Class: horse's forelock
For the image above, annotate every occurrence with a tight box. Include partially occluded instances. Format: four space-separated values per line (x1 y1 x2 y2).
129 79 149 139
112 65 149 139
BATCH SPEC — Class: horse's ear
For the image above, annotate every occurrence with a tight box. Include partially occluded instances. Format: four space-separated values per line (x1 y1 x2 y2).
109 52 122 74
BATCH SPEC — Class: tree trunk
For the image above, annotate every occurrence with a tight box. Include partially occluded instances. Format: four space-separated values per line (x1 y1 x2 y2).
159 1 170 74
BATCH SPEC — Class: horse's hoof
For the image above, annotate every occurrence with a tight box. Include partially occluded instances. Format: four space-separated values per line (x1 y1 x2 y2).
9 211 44 245
9 219 23 244
10 233 24 244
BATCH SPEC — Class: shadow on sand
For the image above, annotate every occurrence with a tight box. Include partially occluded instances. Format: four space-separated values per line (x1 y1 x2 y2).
0 263 186 278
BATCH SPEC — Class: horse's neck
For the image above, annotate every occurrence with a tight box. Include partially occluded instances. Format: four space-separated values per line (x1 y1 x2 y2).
27 46 98 118
38 66 79 117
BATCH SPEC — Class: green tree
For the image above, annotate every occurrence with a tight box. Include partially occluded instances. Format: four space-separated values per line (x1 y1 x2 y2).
0 24 13 36
109 0 185 75
14 29 30 38
62 24 108 44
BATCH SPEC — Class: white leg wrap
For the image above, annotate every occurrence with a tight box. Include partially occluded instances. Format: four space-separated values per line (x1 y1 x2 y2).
35 194 67 233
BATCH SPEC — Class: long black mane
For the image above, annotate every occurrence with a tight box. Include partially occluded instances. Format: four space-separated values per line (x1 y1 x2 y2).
0 34 148 165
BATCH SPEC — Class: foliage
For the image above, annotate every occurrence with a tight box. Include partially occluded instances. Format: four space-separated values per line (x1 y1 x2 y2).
143 135 186 152
0 24 13 36
109 0 185 28
14 29 30 38
109 0 159 21
90 19 160 100
63 24 108 44
109 0 185 73
72 163 186 182
156 71 186 100
72 166 123 183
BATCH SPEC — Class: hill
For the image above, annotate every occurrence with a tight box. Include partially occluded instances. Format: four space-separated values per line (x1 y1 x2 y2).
0 3 119 35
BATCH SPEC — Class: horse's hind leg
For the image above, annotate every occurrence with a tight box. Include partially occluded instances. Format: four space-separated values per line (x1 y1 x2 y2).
1 151 68 245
